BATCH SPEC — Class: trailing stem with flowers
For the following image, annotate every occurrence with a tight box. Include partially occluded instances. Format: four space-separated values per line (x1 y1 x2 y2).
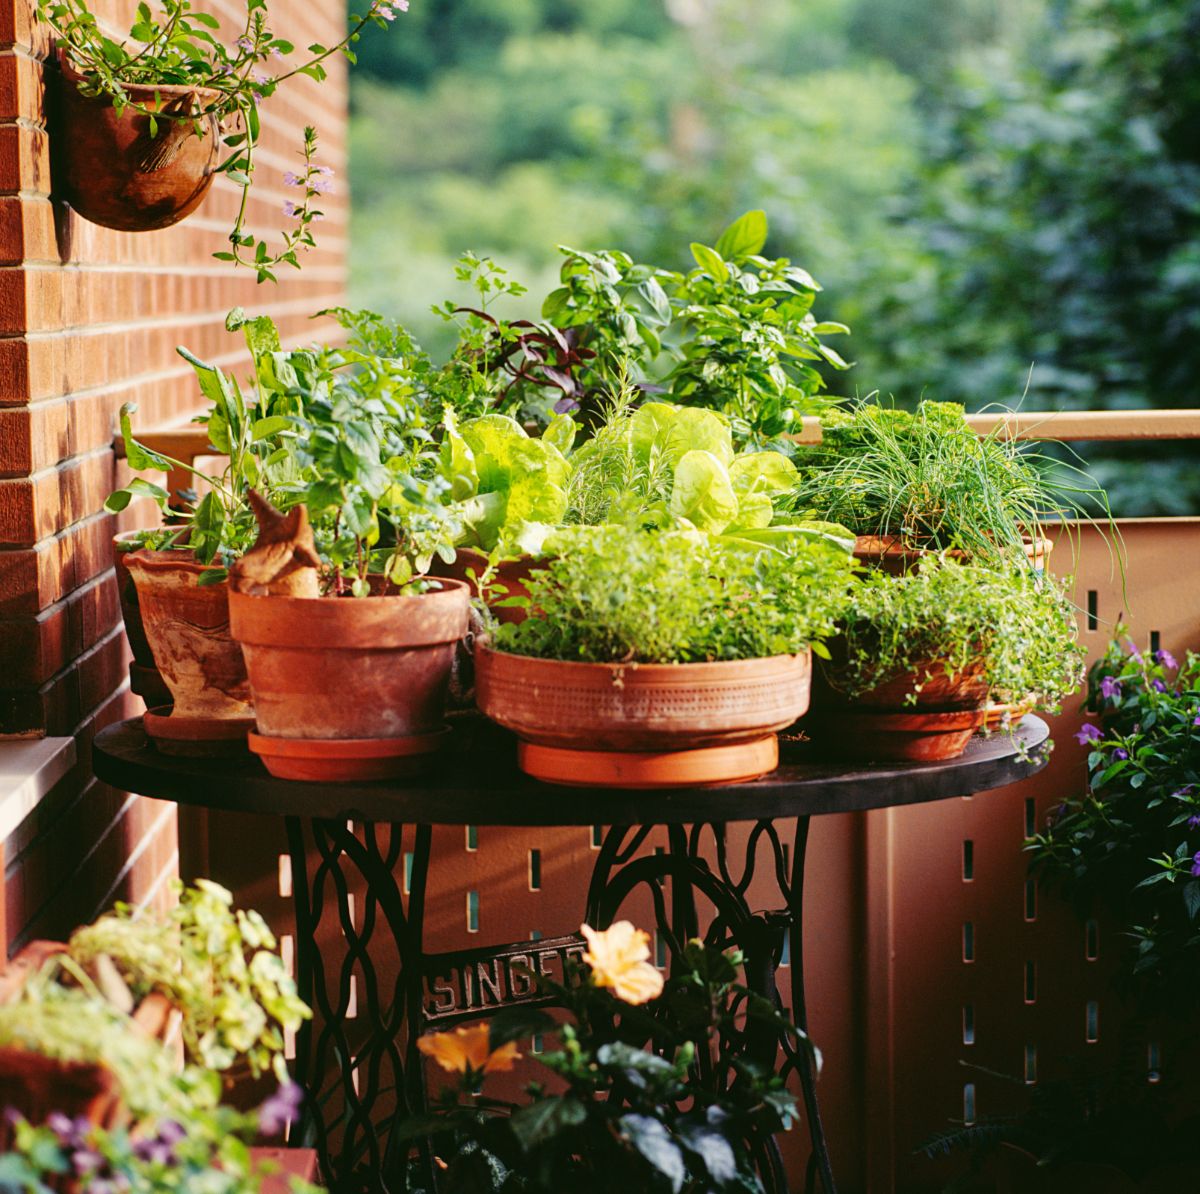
1028 632 1200 1008
402 922 804 1193
37 0 406 279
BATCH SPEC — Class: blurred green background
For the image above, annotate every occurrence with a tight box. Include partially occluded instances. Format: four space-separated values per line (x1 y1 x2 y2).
347 0 1200 513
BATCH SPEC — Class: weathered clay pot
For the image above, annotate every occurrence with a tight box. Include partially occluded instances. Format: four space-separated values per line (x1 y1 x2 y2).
112 532 173 708
56 55 221 232
428 548 540 624
123 550 251 720
853 534 1053 576
475 645 809 787
228 581 471 781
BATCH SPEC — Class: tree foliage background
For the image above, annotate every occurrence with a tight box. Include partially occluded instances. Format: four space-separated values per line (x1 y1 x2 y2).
348 0 1200 514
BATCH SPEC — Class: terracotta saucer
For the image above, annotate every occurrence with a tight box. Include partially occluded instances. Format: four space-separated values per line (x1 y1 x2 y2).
247 727 451 782
143 706 255 758
517 735 779 789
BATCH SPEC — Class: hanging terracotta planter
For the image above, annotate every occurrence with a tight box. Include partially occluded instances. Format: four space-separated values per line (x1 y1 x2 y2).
806 657 988 762
852 533 1053 576
112 532 172 709
228 580 471 782
428 548 540 624
475 644 810 788
122 550 252 751
55 55 221 232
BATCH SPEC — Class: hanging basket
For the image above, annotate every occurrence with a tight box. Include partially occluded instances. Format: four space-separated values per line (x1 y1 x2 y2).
55 54 222 232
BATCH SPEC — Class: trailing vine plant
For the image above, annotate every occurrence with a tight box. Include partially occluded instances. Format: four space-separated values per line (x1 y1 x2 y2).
36 0 405 281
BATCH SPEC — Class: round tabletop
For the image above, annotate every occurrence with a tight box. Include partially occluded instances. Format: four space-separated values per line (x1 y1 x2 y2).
92 714 1050 827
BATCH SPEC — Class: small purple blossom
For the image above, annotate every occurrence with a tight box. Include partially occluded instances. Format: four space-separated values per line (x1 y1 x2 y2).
1126 639 1143 662
156 1120 186 1146
1188 814 1200 830
1156 648 1178 670
283 170 304 187
1192 851 1200 878
71 1148 103 1176
1075 722 1103 745
377 4 396 18
258 1082 304 1137
1194 710 1200 728
236 35 254 53
133 1137 176 1166
1100 675 1122 701
1152 679 1167 692
311 166 334 176
308 176 335 195
270 46 285 60
216 60 234 76
282 200 301 217
1112 748 1129 761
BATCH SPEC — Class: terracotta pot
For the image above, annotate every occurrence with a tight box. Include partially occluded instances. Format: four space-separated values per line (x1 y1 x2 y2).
112 533 173 708
123 550 251 721
807 707 986 761
428 548 541 624
475 645 809 786
0 1049 121 1150
229 581 471 781
56 55 221 232
807 656 988 761
853 534 1053 576
143 705 255 758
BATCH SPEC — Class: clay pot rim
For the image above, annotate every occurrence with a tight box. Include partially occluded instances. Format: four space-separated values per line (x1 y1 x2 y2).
230 576 472 610
123 547 220 577
59 51 226 107
476 642 812 682
819 708 987 731
248 727 451 757
852 532 1053 561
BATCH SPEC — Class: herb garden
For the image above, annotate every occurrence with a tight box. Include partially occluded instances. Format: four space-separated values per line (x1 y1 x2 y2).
5 0 1198 1189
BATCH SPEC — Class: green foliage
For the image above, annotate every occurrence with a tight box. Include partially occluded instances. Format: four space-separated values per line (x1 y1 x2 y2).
38 0 403 278
1027 634 1200 1008
791 398 1110 566
65 879 310 1082
404 938 803 1194
825 557 1085 709
491 527 855 664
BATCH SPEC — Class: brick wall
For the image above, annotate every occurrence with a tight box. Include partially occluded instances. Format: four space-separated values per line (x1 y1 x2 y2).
0 0 347 950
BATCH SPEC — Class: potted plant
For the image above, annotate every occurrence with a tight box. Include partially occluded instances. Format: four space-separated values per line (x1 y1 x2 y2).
790 399 1111 573
405 925 806 1191
109 313 299 754
224 339 471 782
474 526 854 788
37 0 402 279
809 558 1084 761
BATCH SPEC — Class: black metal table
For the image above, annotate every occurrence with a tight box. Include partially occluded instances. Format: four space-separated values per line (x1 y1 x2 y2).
93 714 1050 1194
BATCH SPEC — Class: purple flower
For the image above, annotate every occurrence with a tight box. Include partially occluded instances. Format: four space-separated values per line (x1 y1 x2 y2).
1112 748 1129 761
71 1148 102 1176
308 176 334 195
1156 648 1178 670
282 199 301 217
1175 786 1196 800
283 170 304 187
1152 679 1167 692
1100 675 1122 701
270 46 285 60
258 1082 304 1137
1194 711 1200 727
1126 639 1143 661
236 36 254 53
1192 851 1200 878
1188 814 1200 830
216 61 234 76
311 166 334 176
156 1120 186 1146
377 4 396 18
1075 722 1103 745
134 1137 176 1166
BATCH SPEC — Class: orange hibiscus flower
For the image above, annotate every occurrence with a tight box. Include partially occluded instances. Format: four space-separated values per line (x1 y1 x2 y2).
417 1023 521 1075
580 921 665 1005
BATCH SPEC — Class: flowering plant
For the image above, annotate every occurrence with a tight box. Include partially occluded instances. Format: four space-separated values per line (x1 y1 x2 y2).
0 1082 316 1193
1028 631 1200 1006
36 0 405 280
402 924 804 1192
